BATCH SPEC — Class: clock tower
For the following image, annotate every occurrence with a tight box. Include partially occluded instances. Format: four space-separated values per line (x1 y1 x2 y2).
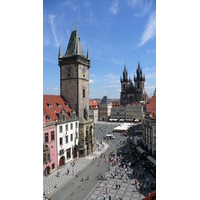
58 29 95 157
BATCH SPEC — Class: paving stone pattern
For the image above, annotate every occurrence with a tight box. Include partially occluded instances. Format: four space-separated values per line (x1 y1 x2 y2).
83 156 156 199
43 142 108 197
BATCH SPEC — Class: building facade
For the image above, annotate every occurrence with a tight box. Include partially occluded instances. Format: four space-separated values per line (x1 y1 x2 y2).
43 95 79 168
58 29 95 157
43 112 57 176
89 100 99 122
142 94 156 158
98 96 112 121
120 62 146 106
111 105 126 120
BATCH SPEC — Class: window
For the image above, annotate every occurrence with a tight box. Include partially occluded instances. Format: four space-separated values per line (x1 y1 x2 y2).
71 134 73 141
59 149 64 155
83 89 85 98
60 137 63 145
66 135 68 143
52 163 55 170
70 123 73 130
59 126 62 133
66 124 68 131
51 131 54 141
47 116 51 121
47 153 50 161
75 122 78 128
43 154 46 163
45 133 48 143
62 114 65 121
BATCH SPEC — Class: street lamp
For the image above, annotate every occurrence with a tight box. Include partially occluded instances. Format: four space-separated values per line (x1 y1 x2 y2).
71 161 75 175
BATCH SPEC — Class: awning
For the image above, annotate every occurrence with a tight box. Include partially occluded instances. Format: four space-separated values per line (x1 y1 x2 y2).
147 156 156 166
136 147 146 154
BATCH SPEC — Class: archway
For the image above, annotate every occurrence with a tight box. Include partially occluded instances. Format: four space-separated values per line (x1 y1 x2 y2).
44 166 50 176
73 146 77 159
129 95 134 104
59 156 65 167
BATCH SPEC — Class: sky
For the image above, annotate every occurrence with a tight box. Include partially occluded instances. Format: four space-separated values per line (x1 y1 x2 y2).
43 0 156 99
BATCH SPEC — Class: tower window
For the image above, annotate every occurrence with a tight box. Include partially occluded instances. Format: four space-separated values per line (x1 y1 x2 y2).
83 89 85 98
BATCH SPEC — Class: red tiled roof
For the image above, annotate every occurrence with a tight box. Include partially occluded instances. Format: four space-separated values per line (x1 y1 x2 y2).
146 95 156 117
112 101 120 107
43 95 72 122
89 100 99 108
142 191 156 200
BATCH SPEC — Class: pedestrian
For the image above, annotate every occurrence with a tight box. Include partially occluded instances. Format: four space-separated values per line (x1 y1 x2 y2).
119 183 121 189
103 194 106 200
82 176 84 181
116 183 118 189
87 174 89 180
109 195 111 200
106 187 108 194
100 182 102 188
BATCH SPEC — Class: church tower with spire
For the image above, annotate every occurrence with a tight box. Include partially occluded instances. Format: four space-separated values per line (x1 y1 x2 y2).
120 61 146 106
134 61 145 102
58 28 95 157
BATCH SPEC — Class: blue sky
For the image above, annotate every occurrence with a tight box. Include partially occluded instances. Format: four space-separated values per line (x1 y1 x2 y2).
43 0 156 99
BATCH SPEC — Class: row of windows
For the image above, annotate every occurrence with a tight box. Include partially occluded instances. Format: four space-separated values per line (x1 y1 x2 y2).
59 132 78 145
44 131 54 143
59 122 78 133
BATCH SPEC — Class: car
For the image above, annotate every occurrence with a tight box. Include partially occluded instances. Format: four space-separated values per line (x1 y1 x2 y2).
111 136 115 139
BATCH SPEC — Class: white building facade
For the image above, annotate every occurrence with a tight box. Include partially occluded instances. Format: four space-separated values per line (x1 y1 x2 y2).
56 118 79 168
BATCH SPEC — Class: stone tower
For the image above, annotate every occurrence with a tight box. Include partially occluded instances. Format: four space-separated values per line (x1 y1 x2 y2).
134 62 145 102
58 29 95 157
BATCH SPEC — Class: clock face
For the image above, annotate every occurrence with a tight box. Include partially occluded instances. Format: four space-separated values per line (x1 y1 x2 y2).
82 66 86 75
66 66 72 74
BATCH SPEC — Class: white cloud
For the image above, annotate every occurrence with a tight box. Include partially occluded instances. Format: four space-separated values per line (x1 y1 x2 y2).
108 85 119 88
138 11 156 47
104 73 120 84
53 87 58 90
147 49 156 53
145 72 156 79
48 15 59 47
89 80 94 83
127 0 153 17
109 0 119 15
64 1 77 10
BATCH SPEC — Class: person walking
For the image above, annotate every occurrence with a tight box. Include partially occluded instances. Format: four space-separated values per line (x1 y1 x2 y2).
106 187 108 194
109 195 111 200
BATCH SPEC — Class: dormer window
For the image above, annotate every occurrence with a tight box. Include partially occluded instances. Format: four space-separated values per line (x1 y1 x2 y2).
48 104 52 108
57 104 61 108
46 116 51 121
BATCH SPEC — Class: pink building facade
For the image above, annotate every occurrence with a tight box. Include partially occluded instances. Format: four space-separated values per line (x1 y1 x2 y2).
43 113 57 176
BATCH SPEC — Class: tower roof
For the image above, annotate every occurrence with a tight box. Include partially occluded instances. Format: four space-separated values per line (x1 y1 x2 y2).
63 30 85 57
58 45 62 58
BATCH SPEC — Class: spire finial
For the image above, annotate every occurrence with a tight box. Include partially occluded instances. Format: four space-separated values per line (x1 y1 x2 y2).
71 23 73 32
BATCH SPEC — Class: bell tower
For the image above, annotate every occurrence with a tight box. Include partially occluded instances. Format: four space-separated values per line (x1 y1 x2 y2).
58 28 95 157
58 29 90 118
